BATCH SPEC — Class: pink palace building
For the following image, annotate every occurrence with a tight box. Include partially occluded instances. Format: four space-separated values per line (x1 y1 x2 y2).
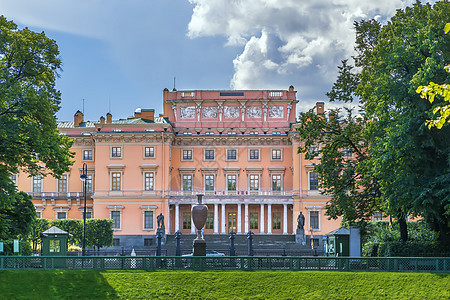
15 86 345 249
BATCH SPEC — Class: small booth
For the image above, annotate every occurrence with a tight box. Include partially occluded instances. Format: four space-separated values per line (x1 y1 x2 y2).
325 227 350 257
41 226 72 256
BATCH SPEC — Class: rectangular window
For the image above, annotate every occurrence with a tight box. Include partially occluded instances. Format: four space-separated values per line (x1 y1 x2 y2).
112 172 121 191
10 174 17 186
82 174 93 193
250 213 258 230
183 212 191 229
58 175 67 193
83 212 92 219
144 172 154 191
249 174 260 191
342 148 353 158
227 149 237 160
182 149 192 160
144 211 154 229
373 212 384 221
227 174 237 191
144 238 152 246
204 149 215 160
310 211 319 230
249 149 259 160
182 174 192 191
205 212 214 230
111 211 121 229
309 172 319 190
49 240 60 253
205 174 215 191
32 175 42 193
271 149 282 160
111 147 122 158
272 212 281 230
83 150 93 160
271 174 282 191
113 238 120 246
36 211 42 219
144 147 155 158
57 212 67 219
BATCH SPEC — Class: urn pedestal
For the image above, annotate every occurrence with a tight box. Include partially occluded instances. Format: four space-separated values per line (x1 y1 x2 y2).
192 194 208 256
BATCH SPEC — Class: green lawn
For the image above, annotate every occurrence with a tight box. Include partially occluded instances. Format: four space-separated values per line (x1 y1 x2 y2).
0 270 448 299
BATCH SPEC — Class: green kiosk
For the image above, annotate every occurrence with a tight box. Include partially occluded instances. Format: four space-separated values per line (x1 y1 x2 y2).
325 227 350 257
41 226 72 256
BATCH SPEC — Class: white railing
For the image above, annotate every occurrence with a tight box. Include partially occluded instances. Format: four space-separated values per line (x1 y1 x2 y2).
168 190 300 196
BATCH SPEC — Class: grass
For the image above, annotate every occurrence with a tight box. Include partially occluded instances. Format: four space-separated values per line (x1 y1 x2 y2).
0 270 449 299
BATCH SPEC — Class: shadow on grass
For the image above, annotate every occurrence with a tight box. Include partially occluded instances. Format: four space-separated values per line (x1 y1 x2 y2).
0 270 118 299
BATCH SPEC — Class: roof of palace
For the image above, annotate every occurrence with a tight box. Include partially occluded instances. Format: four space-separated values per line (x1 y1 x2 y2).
57 117 169 129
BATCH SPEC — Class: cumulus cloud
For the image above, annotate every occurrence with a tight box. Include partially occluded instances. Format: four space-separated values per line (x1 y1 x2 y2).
188 0 417 111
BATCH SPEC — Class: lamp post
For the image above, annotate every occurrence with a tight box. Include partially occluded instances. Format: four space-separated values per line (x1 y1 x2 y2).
80 162 88 256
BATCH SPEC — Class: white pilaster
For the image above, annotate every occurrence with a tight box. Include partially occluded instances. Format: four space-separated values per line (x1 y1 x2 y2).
175 204 180 232
221 203 226 234
244 203 249 233
191 204 195 234
167 204 171 234
237 204 242 234
260 204 265 234
283 203 288 234
214 204 219 234
267 204 272 234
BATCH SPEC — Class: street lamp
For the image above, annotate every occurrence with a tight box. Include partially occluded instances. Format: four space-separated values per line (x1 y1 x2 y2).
80 162 88 256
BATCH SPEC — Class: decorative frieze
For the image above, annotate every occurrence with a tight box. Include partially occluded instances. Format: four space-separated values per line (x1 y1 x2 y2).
224 106 239 119
202 106 217 119
269 106 284 118
180 106 195 119
246 106 262 119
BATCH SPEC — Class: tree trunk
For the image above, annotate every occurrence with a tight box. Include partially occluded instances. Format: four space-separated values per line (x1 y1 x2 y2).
398 215 408 243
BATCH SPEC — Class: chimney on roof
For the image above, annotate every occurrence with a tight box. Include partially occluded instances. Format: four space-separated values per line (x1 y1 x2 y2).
139 109 154 121
316 102 325 115
289 85 295 92
74 110 83 127
100 116 105 124
106 112 112 124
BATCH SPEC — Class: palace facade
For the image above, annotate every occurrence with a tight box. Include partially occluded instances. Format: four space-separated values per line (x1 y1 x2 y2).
15 86 343 248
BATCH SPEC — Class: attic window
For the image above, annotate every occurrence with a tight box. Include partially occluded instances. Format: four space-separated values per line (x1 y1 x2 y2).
145 129 155 132
82 132 91 136
272 131 281 135
181 92 195 97
269 91 283 97
113 129 122 132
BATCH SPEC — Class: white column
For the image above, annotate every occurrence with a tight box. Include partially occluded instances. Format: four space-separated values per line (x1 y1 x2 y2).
260 204 265 234
283 203 288 234
167 204 171 234
191 204 195 234
237 204 242 234
292 205 296 234
267 204 272 234
221 203 226 234
214 204 219 234
175 204 180 232
244 203 249 233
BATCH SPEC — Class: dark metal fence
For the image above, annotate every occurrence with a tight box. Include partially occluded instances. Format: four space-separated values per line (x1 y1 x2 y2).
0 256 448 272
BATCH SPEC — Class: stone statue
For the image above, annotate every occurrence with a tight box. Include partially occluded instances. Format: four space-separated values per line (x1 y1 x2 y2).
157 213 164 230
297 212 305 230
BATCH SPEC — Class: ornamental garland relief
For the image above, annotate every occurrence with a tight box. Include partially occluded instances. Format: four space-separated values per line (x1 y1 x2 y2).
180 106 196 119
224 106 239 119
269 106 284 118
202 106 217 119
246 106 262 118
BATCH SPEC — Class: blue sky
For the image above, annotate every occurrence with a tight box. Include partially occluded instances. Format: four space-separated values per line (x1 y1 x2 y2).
0 0 426 122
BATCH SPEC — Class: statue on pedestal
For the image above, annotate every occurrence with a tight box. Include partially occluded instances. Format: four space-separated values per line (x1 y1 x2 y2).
296 212 306 245
157 213 166 243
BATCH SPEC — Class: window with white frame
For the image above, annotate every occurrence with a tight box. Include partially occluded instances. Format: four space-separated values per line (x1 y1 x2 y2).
373 212 384 221
144 172 155 191
204 174 215 191
227 149 237 161
341 147 354 158
83 174 93 193
272 212 281 229
144 211 154 229
182 149 193 160
271 174 282 191
111 172 122 191
83 149 93 160
111 211 121 229
227 174 237 191
82 211 92 219
182 174 193 191
111 147 122 158
271 149 282 160
144 146 155 158
309 211 320 230
10 174 17 186
58 174 68 193
32 175 42 193
309 172 319 190
36 211 42 218
204 149 215 160
249 174 260 191
249 149 260 160
57 212 67 219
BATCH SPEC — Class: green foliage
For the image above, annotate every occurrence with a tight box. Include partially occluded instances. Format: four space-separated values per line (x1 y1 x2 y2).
0 16 73 244
0 270 448 299
50 219 82 245
1 240 32 256
86 219 113 250
29 218 50 251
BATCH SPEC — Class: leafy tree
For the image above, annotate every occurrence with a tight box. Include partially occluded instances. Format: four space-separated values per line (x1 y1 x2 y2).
86 219 113 252
0 16 73 241
29 218 50 251
50 219 82 245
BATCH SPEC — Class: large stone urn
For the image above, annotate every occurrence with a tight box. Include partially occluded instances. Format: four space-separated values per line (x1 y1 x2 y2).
192 194 208 256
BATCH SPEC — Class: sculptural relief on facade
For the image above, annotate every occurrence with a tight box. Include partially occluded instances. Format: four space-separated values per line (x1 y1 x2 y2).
202 106 217 119
246 106 262 118
180 106 196 119
269 106 284 118
224 106 239 119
